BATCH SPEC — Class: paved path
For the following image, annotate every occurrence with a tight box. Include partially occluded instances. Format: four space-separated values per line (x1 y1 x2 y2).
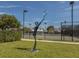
23 34 79 41
21 38 79 45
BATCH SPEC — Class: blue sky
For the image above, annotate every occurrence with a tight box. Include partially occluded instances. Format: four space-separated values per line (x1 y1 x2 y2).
0 1 79 28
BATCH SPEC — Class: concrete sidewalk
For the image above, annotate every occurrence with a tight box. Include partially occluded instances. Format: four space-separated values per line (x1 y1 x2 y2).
21 38 79 45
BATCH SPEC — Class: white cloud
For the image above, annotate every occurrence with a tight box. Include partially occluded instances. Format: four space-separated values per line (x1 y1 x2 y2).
0 12 6 14
58 1 66 4
65 5 79 11
0 5 20 8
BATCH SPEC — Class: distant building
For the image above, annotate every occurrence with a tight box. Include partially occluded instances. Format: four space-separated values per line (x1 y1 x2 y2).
32 28 43 32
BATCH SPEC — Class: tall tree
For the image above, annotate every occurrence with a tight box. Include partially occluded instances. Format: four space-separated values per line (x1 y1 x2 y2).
0 14 20 30
47 26 54 33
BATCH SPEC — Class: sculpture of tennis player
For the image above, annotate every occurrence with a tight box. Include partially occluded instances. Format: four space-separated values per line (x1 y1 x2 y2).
32 10 47 52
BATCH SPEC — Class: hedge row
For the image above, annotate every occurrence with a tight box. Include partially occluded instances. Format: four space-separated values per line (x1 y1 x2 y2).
0 30 22 42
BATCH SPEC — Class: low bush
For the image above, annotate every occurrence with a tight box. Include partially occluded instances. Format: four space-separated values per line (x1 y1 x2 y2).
0 30 22 42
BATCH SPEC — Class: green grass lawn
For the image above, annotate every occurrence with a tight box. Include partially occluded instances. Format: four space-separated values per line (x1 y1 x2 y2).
0 41 79 58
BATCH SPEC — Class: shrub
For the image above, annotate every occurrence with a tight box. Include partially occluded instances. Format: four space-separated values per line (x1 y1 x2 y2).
0 30 22 43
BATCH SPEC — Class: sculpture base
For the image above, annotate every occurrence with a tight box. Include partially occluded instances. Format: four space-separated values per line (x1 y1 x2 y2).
31 49 39 52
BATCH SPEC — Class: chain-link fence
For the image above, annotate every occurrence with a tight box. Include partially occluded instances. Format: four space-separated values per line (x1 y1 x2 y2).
61 21 79 41
0 1 79 42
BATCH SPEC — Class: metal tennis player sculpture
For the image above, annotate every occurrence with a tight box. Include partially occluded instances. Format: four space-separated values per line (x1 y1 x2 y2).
32 10 47 52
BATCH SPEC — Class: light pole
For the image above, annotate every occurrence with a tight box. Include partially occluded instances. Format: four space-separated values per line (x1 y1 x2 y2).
61 21 66 41
63 21 66 41
29 23 31 39
44 22 47 40
23 10 28 38
61 22 63 41
70 1 74 41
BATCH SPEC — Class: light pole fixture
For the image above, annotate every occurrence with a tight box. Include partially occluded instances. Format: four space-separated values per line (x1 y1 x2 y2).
23 10 28 38
69 1 74 41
